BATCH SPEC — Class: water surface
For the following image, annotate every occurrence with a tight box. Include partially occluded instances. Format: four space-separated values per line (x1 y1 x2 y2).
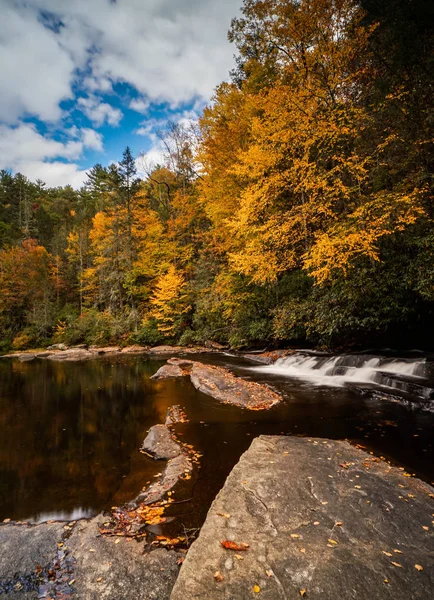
0 352 433 531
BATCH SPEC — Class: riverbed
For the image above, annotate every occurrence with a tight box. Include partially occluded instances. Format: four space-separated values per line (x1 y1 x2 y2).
0 351 433 532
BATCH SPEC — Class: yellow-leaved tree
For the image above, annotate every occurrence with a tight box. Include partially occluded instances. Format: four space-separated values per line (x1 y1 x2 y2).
149 265 191 337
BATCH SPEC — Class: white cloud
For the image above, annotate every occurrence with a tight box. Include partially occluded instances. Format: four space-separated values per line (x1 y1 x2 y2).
0 123 103 187
77 96 123 127
129 98 150 114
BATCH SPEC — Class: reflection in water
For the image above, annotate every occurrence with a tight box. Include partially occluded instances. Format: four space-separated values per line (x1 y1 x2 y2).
0 353 433 531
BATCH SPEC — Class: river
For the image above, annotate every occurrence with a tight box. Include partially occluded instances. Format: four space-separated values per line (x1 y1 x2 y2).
0 351 433 533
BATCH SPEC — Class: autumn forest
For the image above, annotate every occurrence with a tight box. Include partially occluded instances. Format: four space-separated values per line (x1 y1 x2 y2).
0 0 433 353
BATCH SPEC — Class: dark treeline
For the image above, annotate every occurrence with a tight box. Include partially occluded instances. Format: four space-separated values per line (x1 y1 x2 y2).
0 0 433 352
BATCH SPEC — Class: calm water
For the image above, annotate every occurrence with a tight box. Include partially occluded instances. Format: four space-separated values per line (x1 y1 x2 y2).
0 352 433 531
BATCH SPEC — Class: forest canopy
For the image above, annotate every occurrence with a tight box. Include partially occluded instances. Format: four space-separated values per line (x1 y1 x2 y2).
0 0 433 352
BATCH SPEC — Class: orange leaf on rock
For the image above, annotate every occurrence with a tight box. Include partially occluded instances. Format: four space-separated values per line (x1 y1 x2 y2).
220 540 249 551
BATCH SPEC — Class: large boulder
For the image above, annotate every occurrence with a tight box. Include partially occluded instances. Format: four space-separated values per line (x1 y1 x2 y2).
171 436 434 600
141 424 182 460
151 364 188 380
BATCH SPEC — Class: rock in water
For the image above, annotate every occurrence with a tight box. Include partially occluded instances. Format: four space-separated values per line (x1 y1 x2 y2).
189 362 281 410
172 436 434 600
132 453 193 506
141 424 182 460
151 363 188 380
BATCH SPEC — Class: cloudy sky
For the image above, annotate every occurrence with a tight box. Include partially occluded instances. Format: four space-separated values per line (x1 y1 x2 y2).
0 0 241 187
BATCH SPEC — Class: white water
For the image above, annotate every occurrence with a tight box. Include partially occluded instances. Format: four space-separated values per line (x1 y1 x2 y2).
251 353 433 399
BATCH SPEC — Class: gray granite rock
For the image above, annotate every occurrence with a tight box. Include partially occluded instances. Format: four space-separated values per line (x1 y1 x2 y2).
171 436 434 600
67 516 180 599
141 424 182 460
0 522 65 599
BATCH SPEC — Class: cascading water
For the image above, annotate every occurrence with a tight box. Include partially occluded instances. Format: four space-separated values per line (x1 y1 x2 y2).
250 353 434 408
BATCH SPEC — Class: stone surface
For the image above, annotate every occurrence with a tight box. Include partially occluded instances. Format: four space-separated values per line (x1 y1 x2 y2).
46 343 68 351
67 517 180 599
132 453 193 506
151 363 187 380
121 345 149 353
0 522 65 599
141 424 182 460
171 436 434 600
0 518 180 600
189 362 281 410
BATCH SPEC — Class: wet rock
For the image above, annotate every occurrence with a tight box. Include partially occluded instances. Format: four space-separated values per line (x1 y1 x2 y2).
165 405 188 425
172 435 434 600
45 348 94 361
0 521 65 599
133 454 193 506
241 349 295 364
189 362 281 410
141 424 182 460
151 364 187 380
18 354 35 362
121 345 149 353
90 346 121 354
67 516 180 600
149 345 186 355
167 357 194 368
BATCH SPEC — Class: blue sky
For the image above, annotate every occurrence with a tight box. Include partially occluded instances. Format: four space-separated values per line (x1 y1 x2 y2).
0 0 240 187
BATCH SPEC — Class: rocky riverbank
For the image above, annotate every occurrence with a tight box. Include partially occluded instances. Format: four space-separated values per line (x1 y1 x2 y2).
1 436 434 599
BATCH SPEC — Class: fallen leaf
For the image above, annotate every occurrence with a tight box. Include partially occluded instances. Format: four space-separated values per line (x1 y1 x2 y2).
68 579 75 585
253 585 260 593
217 513 230 519
415 564 423 571
336 522 343 527
291 533 301 539
393 549 403 554
300 548 306 553
313 521 320 526
266 569 273 577
97 577 103 582
234 554 244 560
220 540 249 551
382 551 393 557
214 571 224 582
422 526 429 531
177 558 184 565
300 589 307 597
384 579 389 584
327 539 338 545
391 562 402 568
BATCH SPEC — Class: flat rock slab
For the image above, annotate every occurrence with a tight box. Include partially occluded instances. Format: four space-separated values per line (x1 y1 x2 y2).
0 522 65 599
171 436 434 600
67 517 180 599
189 362 281 410
141 424 182 460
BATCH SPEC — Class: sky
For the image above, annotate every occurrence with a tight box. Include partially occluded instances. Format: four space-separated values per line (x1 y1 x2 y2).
0 0 241 188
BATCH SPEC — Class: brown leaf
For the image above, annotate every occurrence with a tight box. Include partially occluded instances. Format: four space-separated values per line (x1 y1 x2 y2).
220 540 249 551
266 569 273 577
391 562 402 568
253 585 261 593
415 564 423 571
214 571 224 582
382 551 393 557
300 589 307 597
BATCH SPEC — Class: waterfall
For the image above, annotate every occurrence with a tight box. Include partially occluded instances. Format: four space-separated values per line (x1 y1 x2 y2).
250 353 434 404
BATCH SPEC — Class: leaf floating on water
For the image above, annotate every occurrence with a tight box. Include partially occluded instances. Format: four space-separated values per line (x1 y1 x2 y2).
393 549 403 554
422 526 429 531
220 540 249 551
382 551 393 557
391 562 403 568
415 564 423 571
336 521 343 527
214 571 224 582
